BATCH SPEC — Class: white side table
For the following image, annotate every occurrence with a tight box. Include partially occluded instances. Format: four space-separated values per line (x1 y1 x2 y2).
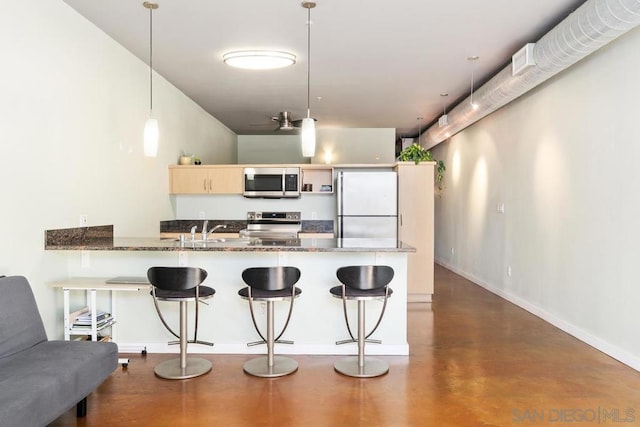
50 277 151 367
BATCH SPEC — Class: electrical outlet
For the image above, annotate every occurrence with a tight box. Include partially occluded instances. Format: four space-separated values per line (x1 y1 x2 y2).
178 251 187 266
81 251 90 268
79 215 88 226
199 211 205 219
311 211 317 220
496 203 505 213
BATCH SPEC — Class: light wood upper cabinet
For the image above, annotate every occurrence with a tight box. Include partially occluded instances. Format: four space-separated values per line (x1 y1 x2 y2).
169 166 243 194
395 162 435 301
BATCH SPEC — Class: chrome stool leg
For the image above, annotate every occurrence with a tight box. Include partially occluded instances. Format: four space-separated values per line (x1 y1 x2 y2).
243 300 298 378
154 301 212 380
334 300 389 378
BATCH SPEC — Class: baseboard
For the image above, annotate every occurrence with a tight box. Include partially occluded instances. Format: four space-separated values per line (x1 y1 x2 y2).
435 259 640 372
408 293 432 303
117 342 410 356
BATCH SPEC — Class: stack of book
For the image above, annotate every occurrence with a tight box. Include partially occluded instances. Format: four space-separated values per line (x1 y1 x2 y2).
72 310 114 330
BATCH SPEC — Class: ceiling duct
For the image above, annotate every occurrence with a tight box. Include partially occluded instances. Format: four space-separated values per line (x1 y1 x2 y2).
422 0 640 149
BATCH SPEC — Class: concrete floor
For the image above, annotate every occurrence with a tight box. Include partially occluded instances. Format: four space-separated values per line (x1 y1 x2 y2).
50 264 640 426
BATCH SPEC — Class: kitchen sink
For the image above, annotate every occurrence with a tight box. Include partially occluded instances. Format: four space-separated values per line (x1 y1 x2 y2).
163 238 226 243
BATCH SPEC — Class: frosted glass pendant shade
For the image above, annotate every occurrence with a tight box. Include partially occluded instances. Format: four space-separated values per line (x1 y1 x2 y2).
301 117 316 157
144 117 159 157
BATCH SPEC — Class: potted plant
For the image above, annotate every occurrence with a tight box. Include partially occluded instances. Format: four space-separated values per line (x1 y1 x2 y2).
398 143 446 191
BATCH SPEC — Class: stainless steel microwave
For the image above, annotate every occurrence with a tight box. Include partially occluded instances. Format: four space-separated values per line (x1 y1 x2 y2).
243 167 301 198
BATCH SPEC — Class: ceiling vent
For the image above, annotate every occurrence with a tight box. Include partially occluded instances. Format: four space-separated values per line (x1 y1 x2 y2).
438 115 449 128
512 43 536 76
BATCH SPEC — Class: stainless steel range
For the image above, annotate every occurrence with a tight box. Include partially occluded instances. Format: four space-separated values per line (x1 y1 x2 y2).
240 211 301 240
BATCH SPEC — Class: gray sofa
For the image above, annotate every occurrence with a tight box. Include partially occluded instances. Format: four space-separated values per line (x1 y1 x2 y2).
0 275 118 427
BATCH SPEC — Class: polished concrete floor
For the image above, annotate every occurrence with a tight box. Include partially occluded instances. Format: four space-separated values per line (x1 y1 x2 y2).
50 265 640 426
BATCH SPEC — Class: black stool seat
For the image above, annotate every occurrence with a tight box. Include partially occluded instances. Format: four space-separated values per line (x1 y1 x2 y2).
329 285 393 300
239 266 301 378
238 286 301 300
153 286 215 301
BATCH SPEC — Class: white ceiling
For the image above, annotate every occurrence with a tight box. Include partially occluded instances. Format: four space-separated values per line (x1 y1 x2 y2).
62 0 586 139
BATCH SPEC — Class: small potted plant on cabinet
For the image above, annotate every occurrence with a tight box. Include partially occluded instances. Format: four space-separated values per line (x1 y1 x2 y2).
398 143 446 193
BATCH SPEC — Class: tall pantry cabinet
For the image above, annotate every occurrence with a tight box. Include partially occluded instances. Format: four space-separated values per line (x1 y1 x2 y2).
395 162 435 302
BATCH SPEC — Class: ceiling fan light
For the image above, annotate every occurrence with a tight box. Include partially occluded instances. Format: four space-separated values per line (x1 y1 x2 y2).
144 117 159 157
301 117 316 157
223 50 296 70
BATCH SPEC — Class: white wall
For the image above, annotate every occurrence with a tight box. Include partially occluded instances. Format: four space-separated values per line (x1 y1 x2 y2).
238 135 309 164
0 0 236 337
237 128 396 165
431 26 640 369
314 128 396 164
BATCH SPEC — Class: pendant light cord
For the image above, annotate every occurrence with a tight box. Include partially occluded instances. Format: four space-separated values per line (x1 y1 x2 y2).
149 6 153 113
470 69 474 105
306 5 311 119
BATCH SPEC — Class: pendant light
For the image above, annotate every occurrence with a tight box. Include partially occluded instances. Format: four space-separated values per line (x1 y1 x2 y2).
301 1 317 158
438 93 449 127
143 2 159 157
468 56 479 111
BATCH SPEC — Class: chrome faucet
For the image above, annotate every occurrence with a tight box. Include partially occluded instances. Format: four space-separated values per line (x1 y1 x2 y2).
190 225 197 241
202 223 227 241
201 220 209 241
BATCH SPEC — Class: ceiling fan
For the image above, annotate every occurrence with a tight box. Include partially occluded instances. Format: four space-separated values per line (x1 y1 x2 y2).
248 111 317 133
272 111 299 131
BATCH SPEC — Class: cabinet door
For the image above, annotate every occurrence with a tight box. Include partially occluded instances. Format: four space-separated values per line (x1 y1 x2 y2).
170 168 210 194
396 163 434 298
208 167 243 194
169 167 243 194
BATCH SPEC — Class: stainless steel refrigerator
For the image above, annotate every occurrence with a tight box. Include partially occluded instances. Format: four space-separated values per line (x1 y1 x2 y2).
336 171 398 239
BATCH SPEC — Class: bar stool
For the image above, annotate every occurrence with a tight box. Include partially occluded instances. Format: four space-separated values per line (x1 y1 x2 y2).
330 265 394 378
238 266 301 378
148 266 215 380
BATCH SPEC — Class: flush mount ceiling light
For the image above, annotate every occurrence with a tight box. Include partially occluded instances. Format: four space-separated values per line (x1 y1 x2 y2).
143 1 159 157
301 1 317 157
223 50 296 70
468 56 480 110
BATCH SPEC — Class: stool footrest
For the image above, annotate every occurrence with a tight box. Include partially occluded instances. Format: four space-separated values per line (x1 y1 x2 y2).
336 338 382 345
168 340 214 346
247 339 294 347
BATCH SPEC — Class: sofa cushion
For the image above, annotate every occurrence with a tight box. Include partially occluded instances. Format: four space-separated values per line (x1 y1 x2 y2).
0 340 118 427
0 276 47 359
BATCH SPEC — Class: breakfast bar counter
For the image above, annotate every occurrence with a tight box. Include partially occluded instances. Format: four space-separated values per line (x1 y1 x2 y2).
45 226 414 356
45 235 415 253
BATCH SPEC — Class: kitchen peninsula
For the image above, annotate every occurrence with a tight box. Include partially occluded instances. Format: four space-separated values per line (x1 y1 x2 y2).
45 226 414 356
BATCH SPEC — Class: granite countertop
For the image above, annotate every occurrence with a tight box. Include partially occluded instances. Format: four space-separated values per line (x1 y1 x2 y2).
45 224 409 252
45 236 415 253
